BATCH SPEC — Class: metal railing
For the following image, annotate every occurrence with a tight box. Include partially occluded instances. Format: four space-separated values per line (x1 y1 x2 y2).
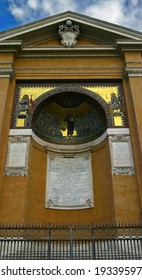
0 224 141 260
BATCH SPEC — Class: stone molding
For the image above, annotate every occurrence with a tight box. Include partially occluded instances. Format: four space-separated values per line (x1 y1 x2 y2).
9 129 32 136
124 67 142 77
112 167 135 176
4 167 28 176
9 128 130 136
0 68 14 79
107 128 130 135
8 135 30 143
32 130 107 153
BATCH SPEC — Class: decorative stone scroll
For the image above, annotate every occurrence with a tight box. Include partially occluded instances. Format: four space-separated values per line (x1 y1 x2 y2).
4 136 30 176
45 152 94 209
109 134 135 175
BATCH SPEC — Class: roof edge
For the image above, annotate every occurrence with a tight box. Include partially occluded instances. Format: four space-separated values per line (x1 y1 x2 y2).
0 11 142 42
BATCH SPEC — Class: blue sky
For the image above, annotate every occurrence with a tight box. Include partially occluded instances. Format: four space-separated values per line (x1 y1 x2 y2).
0 0 142 32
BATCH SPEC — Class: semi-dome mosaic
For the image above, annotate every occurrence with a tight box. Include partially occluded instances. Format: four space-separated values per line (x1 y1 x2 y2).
32 92 107 144
11 82 128 145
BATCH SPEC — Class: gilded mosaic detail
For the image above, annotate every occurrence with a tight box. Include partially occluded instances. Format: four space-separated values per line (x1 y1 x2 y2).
84 86 125 126
13 86 55 127
11 83 127 143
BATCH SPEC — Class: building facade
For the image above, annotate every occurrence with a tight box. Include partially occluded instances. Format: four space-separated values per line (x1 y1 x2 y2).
0 11 142 230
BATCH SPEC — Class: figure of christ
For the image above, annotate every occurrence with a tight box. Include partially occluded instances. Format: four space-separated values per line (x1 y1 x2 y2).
65 115 74 136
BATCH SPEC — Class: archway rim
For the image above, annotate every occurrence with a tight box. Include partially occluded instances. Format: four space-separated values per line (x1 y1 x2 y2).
31 86 110 124
31 86 111 145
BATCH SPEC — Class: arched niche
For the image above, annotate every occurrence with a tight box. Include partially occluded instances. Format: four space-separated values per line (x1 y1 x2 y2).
31 86 110 146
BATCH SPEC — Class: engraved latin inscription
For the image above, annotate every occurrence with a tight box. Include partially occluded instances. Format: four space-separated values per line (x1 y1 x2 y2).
46 153 93 209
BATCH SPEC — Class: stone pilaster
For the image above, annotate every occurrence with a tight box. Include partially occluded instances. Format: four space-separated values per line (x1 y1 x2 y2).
0 67 15 137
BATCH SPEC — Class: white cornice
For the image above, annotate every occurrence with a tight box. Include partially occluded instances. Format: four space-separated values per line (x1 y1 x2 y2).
116 40 142 51
19 45 117 57
0 41 22 53
0 42 120 57
0 39 141 58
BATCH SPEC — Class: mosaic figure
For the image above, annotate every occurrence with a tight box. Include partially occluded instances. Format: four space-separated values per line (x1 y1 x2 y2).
65 115 74 136
16 95 29 115
110 93 120 110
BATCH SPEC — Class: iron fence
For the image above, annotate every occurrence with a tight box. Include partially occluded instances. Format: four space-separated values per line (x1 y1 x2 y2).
0 224 142 260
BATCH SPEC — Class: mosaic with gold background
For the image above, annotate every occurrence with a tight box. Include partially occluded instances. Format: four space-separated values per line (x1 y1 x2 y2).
12 82 127 134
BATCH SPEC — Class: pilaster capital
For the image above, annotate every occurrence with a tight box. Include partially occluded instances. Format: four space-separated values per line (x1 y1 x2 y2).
0 68 14 79
124 67 142 78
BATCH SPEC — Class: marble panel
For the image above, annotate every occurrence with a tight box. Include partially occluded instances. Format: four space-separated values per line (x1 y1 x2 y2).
5 136 30 176
45 152 94 209
109 135 135 175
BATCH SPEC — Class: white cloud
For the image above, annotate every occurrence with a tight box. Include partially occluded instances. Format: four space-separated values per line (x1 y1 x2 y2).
8 0 142 31
85 0 124 23
27 0 39 10
8 1 26 21
84 0 142 31
8 0 78 23
41 0 77 14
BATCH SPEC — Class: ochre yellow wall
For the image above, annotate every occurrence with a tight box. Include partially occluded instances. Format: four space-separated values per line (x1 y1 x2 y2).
23 139 115 225
112 176 141 222
0 135 141 224
0 49 142 225
0 177 27 223
123 73 142 211
14 56 123 80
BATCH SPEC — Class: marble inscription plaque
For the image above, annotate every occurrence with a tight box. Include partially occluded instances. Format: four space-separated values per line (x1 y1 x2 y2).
6 142 28 167
112 142 133 167
5 136 30 176
46 152 93 209
109 135 135 175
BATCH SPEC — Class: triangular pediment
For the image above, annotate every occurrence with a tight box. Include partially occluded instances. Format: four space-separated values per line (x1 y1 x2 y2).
31 35 103 47
0 11 142 47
